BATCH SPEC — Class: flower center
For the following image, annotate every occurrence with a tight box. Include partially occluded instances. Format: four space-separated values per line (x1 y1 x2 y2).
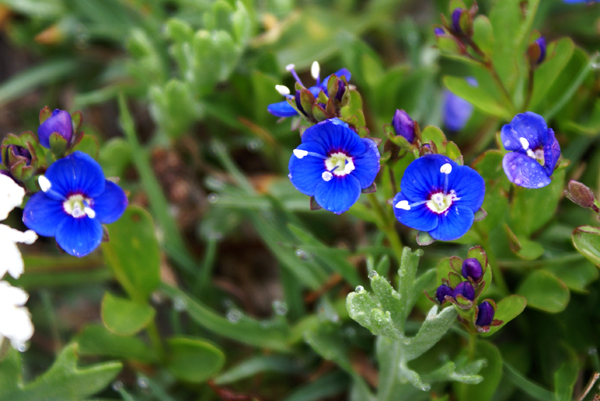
63 194 95 219
325 152 355 177
520 137 545 165
426 190 458 214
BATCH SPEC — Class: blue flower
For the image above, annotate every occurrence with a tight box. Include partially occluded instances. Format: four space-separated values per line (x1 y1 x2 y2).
392 154 485 241
288 118 380 214
475 301 495 327
23 151 128 257
443 78 477 132
268 62 351 118
501 112 561 188
38 109 73 148
391 109 415 143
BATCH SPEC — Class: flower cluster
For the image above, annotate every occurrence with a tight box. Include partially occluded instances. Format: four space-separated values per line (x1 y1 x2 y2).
0 174 37 350
501 112 561 188
431 248 502 333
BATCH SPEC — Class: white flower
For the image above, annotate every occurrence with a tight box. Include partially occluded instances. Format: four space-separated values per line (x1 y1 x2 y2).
0 225 38 279
0 281 33 350
0 174 25 221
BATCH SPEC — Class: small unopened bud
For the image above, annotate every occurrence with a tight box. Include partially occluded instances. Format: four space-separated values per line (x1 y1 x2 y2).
476 301 495 327
462 258 483 281
435 284 454 304
453 281 475 302
527 36 547 66
451 8 464 33
391 109 415 143
566 180 597 210
451 8 473 36
7 145 32 166
37 109 73 149
434 27 445 36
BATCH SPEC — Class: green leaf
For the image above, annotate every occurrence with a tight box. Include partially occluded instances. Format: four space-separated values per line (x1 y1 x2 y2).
101 207 161 302
77 325 158 363
553 360 579 401
403 306 458 361
49 132 68 159
517 270 569 313
455 342 502 401
0 343 121 401
420 126 446 153
472 16 494 56
346 286 403 340
166 337 225 383
69 134 99 159
99 138 132 179
214 355 305 385
504 225 545 260
424 360 485 385
572 225 600 267
443 76 512 119
101 292 155 336
160 283 291 351
546 261 599 293
482 295 527 337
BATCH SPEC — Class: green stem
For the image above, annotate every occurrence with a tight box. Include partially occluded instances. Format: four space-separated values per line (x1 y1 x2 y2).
145 321 165 361
368 194 404 263
475 226 509 295
468 331 478 361
522 65 535 112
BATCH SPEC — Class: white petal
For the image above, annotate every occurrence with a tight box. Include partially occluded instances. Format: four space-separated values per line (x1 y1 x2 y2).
311 61 320 80
0 175 25 221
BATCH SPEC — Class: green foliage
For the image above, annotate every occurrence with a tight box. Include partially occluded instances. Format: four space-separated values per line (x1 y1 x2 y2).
166 337 225 383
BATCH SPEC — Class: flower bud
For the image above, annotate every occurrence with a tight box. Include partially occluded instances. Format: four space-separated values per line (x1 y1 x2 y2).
7 145 32 166
453 281 475 301
476 301 495 327
566 180 599 212
462 258 483 281
435 284 454 304
451 8 464 33
391 109 415 143
527 37 547 66
434 27 445 36
38 109 73 149
451 8 473 36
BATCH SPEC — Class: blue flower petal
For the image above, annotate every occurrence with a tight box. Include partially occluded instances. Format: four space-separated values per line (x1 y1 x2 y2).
543 128 561 177
288 141 327 196
392 192 439 232
429 205 475 241
443 90 473 131
500 112 548 152
314 174 361 214
320 69 352 90
45 151 105 199
93 180 128 224
502 152 551 188
22 192 68 237
351 138 380 189
301 119 366 156
38 109 73 148
267 100 298 118
448 164 485 212
400 154 453 201
55 216 103 257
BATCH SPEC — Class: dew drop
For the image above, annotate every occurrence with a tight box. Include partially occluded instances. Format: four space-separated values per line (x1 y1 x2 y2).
355 285 365 292
17 344 27 353
173 297 187 312
112 381 123 391
137 377 149 389
588 347 597 355
273 300 288 316
330 314 339 323
207 193 219 203
227 309 242 323
368 270 378 279
247 140 262 152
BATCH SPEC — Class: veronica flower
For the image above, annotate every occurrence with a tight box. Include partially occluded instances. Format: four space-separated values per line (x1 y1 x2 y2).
443 78 477 132
268 62 351 118
0 174 37 279
501 112 561 188
38 109 73 148
288 118 380 214
0 281 34 350
392 154 485 241
23 151 128 257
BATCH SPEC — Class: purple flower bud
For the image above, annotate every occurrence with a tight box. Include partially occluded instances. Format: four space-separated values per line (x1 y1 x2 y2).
434 27 445 36
294 90 307 116
8 145 32 166
452 9 464 33
435 284 454 304
462 258 483 281
38 109 73 149
453 281 475 301
336 79 346 102
535 37 546 64
476 301 495 327
566 180 597 210
391 109 415 143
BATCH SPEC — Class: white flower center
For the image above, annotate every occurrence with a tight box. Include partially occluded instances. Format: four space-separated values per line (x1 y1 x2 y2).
426 190 459 214
63 195 95 219
325 152 355 177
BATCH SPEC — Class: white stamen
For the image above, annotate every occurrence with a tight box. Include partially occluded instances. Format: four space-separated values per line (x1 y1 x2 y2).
84 207 96 219
526 149 536 159
440 163 452 175
519 137 530 150
38 176 51 192
322 171 333 181
275 85 290 95
293 149 308 159
395 200 411 210
285 64 295 71
311 61 320 80
344 159 355 174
